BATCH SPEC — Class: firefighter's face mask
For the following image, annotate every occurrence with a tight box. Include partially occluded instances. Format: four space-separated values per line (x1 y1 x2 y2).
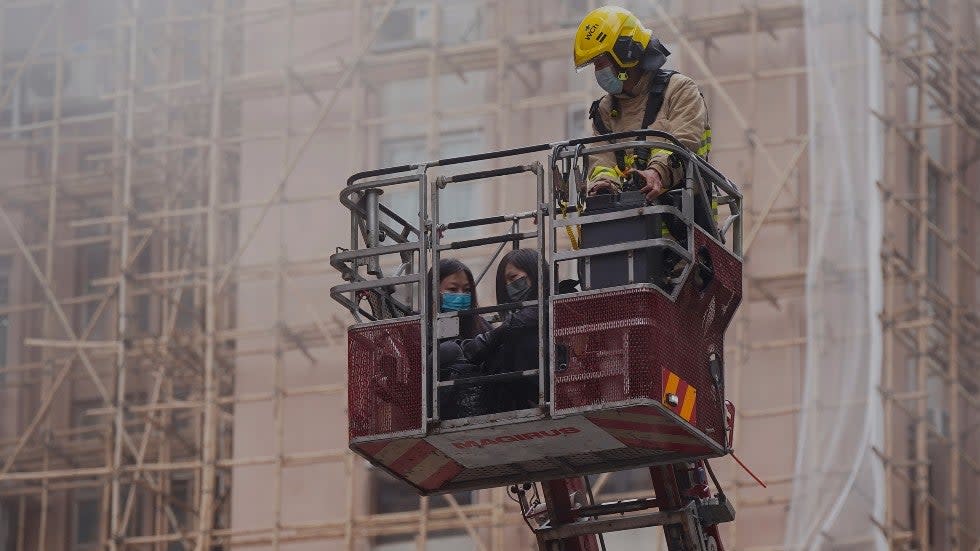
593 55 628 95
595 66 627 95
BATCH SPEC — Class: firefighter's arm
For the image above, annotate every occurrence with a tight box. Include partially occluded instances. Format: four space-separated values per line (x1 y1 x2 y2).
584 108 621 195
645 76 708 188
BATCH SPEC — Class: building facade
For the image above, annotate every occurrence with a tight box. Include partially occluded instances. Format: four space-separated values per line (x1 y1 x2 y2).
0 1 977 550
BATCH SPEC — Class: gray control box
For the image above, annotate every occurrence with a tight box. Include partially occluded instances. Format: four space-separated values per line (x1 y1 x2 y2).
578 190 668 290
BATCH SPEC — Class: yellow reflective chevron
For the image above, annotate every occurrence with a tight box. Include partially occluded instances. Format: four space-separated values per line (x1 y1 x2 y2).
623 152 637 169
589 165 620 182
697 128 712 157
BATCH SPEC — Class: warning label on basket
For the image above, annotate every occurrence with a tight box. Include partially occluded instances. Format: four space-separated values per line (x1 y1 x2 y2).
426 416 625 468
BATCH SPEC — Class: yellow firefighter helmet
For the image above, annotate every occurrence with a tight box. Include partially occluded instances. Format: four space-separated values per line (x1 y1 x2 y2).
573 6 654 70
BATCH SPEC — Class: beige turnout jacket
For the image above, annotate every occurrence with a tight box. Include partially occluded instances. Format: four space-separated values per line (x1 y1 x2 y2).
585 70 709 190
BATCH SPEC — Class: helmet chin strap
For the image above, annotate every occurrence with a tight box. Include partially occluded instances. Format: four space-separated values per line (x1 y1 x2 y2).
614 69 641 98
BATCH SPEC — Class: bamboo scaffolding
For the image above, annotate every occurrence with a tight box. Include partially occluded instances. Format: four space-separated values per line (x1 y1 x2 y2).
0 0 975 549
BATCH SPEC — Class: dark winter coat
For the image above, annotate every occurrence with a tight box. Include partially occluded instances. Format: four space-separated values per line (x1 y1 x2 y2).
462 306 542 412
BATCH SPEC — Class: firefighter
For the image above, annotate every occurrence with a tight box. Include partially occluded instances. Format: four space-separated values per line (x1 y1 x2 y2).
573 5 711 200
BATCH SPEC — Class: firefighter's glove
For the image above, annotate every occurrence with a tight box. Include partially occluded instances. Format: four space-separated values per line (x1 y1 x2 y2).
586 178 620 196
628 168 667 202
586 166 621 196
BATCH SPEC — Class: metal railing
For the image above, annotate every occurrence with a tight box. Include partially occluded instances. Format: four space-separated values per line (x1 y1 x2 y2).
330 131 742 427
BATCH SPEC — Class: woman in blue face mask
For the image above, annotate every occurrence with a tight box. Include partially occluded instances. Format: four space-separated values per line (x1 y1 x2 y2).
460 249 545 413
429 258 492 420
436 258 490 339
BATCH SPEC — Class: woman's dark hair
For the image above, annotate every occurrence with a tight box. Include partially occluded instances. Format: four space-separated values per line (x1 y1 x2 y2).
495 248 542 304
430 257 490 338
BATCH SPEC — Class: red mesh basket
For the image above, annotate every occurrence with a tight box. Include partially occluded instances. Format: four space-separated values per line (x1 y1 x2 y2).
553 229 741 448
553 288 661 409
348 318 424 440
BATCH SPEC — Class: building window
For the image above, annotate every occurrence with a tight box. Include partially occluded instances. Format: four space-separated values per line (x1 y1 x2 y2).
378 128 486 230
595 469 653 497
558 0 676 27
158 217 200 331
372 469 424 515
372 468 475 514
566 106 588 139
601 527 664 547
78 146 111 176
374 532 475 551
180 20 206 81
72 393 144 444
119 484 145 538
75 211 111 340
26 146 50 179
926 382 949 436
167 475 193 551
0 500 13 551
171 384 193 433
906 161 942 283
558 0 590 27
133 243 154 335
617 0 673 20
72 399 104 443
379 135 427 232
372 0 483 52
371 468 474 547
437 128 485 228
72 489 101 550
374 2 431 51
0 256 9 386
440 1 483 46
78 242 109 339
925 167 941 282
175 277 198 330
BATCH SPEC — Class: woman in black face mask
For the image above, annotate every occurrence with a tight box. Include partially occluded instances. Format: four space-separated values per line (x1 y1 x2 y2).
461 249 543 413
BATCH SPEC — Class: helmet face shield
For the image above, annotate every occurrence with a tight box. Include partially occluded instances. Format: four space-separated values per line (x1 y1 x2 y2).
575 55 598 72
575 52 612 73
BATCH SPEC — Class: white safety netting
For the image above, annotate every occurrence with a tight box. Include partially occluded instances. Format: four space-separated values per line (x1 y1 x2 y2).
785 0 886 549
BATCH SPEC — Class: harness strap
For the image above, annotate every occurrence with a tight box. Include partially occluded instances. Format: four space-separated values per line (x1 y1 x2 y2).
560 200 581 250
642 70 677 128
589 69 678 172
634 69 677 169
589 99 627 170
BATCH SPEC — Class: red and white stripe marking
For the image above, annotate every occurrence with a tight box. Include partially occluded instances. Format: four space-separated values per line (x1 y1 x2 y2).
586 406 713 455
357 439 464 490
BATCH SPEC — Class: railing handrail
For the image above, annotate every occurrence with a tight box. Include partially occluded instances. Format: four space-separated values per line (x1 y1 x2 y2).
343 130 740 202
345 142 555 187
331 132 742 317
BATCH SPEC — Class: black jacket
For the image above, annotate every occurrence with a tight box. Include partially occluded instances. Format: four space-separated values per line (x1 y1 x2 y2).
462 306 541 411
